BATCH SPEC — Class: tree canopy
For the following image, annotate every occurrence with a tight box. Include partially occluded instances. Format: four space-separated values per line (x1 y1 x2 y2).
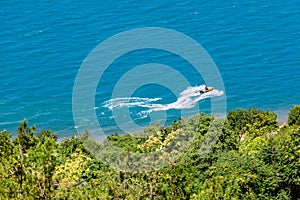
0 107 299 199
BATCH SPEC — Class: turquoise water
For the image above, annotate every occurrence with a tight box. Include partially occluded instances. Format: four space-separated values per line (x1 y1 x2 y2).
1 0 299 136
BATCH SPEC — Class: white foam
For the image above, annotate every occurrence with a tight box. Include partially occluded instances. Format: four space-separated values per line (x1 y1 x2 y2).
103 97 162 110
102 85 224 117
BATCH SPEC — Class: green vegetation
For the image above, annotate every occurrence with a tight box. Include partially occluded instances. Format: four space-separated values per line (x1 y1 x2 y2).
288 105 300 126
0 107 299 199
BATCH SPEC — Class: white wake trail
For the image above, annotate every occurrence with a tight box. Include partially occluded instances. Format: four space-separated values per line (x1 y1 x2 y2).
102 85 224 117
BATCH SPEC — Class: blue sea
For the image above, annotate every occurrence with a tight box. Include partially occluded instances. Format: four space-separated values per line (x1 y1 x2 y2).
1 0 299 137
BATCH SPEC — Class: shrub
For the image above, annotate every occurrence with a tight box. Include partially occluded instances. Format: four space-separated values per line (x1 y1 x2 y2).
288 105 300 126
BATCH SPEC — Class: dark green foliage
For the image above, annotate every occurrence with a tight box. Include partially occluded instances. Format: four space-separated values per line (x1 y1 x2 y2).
288 105 300 126
226 108 278 133
0 122 59 199
219 108 278 151
0 130 13 157
107 133 146 152
266 127 300 199
24 137 58 199
13 119 37 152
37 129 58 143
159 125 172 140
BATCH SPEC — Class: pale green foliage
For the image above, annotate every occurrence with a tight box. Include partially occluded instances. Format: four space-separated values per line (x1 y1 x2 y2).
53 148 91 184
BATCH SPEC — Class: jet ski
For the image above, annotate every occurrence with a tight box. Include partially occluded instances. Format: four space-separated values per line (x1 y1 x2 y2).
200 86 213 94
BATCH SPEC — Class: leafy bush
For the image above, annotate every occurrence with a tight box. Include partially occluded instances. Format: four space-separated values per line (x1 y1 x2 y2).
288 105 300 126
218 108 278 151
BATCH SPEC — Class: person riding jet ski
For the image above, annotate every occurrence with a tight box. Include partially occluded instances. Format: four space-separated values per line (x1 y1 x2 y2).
200 85 213 94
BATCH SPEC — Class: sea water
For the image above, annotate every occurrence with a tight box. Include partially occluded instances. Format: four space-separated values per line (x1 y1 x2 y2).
0 0 299 137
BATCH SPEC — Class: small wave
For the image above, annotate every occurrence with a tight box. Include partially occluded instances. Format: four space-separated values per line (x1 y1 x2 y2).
102 85 224 117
